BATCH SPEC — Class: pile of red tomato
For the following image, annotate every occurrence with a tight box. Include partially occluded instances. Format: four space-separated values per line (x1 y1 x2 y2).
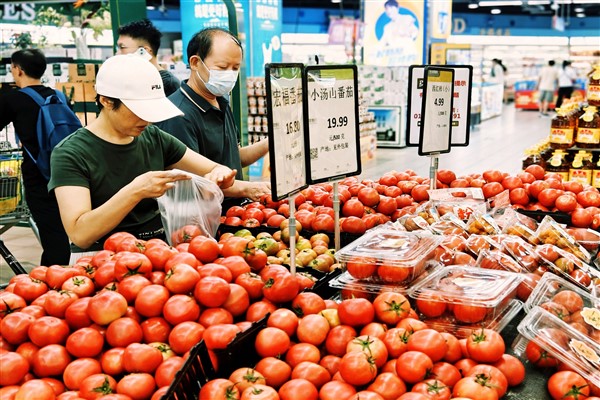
220 165 600 235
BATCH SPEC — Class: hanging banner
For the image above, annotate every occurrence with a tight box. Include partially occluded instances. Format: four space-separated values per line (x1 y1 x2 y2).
180 0 228 63
240 0 282 77
430 0 453 39
418 67 455 156
407 65 472 147
363 0 425 66
304 65 361 183
266 63 308 201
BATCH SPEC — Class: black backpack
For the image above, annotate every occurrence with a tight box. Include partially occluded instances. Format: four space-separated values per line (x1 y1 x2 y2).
19 87 82 180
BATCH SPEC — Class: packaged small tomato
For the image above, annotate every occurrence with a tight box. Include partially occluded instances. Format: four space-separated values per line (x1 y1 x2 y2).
534 243 600 292
465 211 502 236
408 265 523 337
501 236 543 272
464 235 502 257
516 306 600 388
335 229 442 284
476 248 524 273
535 215 591 263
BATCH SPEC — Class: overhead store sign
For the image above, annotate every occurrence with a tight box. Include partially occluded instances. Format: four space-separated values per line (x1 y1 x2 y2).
239 0 282 77
363 0 424 66
407 65 472 147
0 3 35 23
430 0 452 39
180 0 228 63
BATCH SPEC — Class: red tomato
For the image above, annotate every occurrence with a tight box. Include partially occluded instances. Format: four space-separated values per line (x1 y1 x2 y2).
346 256 377 280
482 182 504 199
381 327 410 358
452 376 499 400
162 294 201 325
43 289 78 319
105 317 143 348
366 372 407 399
162 263 200 294
44 266 82 290
262 274 299 304
133 284 169 318
168 321 205 355
100 348 125 377
342 198 365 218
188 236 220 264
547 371 590 400
28 316 70 347
492 354 525 387
78 373 118 399
577 190 600 208
437 169 457 184
412 379 451 400
325 325 357 357
296 314 330 346
319 381 357 400
13 277 49 303
122 343 163 374
165 252 200 272
466 329 505 363
218 256 252 280
193 276 231 308
14 379 56 400
291 361 331 389
466 364 508 398
338 298 375 327
431 361 462 388
63 358 102 390
66 327 104 358
87 290 128 326
285 343 321 368
116 373 156 399
228 367 266 394
246 300 277 322
199 379 240 400
452 303 488 324
395 351 434 384
525 340 559 368
255 327 290 358
346 335 389 369
1 312 35 346
407 329 448 362
341 216 367 235
267 309 299 337
254 357 292 389
278 378 318 400
61 276 95 298
31 344 71 377
411 184 430 202
338 351 377 386
203 324 241 350
358 187 380 207
571 208 593 228
0 351 29 385
509 188 530 206
311 214 335 232
372 291 410 326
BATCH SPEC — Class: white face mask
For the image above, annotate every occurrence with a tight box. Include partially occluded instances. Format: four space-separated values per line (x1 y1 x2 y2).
197 59 239 97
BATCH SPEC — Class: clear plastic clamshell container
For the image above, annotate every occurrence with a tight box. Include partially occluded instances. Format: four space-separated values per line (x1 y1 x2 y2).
501 236 542 272
335 229 442 284
565 227 600 254
408 265 524 327
535 215 591 262
517 306 600 388
534 243 600 292
476 249 524 273
524 272 600 316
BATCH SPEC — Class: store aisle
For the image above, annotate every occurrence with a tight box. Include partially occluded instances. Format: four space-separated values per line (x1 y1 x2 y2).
0 105 550 282
361 105 549 180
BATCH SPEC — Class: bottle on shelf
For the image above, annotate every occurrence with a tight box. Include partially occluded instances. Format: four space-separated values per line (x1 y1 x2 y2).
549 107 575 149
588 64 600 107
521 149 542 170
575 106 600 149
592 153 600 189
546 149 570 181
569 150 594 185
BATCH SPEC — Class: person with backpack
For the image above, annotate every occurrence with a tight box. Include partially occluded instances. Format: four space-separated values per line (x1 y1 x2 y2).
0 49 78 266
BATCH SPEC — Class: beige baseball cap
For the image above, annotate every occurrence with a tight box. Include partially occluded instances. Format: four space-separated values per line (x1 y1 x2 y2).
95 54 183 122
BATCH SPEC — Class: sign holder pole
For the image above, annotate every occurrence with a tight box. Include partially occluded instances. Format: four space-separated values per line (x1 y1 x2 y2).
288 195 297 276
333 181 341 251
429 154 439 190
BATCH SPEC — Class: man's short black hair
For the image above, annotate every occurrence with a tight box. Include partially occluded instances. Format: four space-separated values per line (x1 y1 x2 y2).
384 0 399 8
186 28 243 63
11 49 46 79
118 19 162 56
95 94 122 112
549 60 556 66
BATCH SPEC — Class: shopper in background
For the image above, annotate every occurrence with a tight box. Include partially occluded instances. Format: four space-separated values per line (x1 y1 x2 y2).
116 19 180 96
489 58 507 86
537 60 559 117
157 27 270 204
556 60 578 109
0 49 71 266
49 55 236 261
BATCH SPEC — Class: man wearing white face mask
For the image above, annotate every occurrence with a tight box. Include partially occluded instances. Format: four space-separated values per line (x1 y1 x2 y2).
157 28 270 203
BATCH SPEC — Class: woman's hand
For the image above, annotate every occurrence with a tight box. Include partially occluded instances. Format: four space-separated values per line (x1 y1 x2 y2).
205 165 236 189
131 170 192 199
244 181 271 202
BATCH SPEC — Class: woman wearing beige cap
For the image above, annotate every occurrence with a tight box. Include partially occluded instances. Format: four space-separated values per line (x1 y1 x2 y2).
49 54 236 258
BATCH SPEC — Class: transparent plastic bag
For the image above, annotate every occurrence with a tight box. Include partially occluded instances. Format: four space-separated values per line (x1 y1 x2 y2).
157 171 224 245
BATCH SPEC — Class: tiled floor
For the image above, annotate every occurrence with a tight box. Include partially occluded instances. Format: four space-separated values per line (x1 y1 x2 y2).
0 105 551 283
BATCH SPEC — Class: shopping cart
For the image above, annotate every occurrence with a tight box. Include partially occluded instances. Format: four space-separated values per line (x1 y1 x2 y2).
0 146 31 276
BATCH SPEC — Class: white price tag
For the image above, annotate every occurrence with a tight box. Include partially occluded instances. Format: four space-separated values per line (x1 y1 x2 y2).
418 67 454 156
305 66 361 183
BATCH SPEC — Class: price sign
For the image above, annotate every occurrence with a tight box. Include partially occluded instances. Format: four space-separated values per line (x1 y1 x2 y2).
304 65 361 183
266 63 308 201
418 67 455 156
407 65 472 147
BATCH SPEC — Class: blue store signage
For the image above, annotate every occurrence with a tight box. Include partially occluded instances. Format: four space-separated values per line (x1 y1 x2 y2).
180 0 228 62
239 0 282 77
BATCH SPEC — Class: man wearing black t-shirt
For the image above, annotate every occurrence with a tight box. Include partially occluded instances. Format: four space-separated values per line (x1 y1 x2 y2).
117 19 180 97
0 49 70 266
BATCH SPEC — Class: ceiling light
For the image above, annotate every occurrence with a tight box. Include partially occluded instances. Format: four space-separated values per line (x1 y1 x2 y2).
576 12 586 17
574 7 584 11
527 0 551 4
468 3 480 8
331 0 342 3
146 5 156 10
479 1 523 6
573 0 600 3
491 8 502 13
